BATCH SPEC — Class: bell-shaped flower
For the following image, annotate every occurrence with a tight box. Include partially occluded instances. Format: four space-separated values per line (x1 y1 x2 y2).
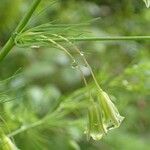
86 91 124 140
98 91 124 131
86 102 107 140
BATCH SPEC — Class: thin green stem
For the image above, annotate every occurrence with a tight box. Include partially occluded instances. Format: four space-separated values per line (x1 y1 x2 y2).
53 36 150 42
51 34 103 92
7 120 43 138
0 0 41 62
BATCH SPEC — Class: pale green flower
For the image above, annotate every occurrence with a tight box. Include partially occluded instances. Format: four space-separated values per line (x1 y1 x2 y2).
98 91 124 130
143 0 150 8
86 103 106 140
86 91 124 140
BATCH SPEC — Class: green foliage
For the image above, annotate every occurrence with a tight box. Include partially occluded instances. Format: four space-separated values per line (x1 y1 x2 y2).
0 0 150 149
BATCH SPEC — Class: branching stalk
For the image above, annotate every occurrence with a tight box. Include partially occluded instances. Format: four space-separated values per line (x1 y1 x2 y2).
53 36 150 42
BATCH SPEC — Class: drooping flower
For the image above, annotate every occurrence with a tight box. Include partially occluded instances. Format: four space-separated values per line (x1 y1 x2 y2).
86 91 124 140
143 0 150 8
86 102 106 140
98 91 124 130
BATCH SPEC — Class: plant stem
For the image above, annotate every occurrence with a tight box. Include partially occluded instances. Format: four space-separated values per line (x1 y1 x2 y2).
7 120 43 138
51 34 103 92
54 36 150 42
0 0 41 62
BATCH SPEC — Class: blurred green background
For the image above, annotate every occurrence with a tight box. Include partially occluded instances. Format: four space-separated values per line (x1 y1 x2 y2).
0 0 150 150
